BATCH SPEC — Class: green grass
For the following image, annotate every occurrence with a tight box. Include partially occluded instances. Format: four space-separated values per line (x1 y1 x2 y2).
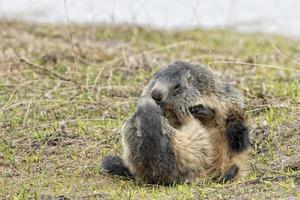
0 19 299 199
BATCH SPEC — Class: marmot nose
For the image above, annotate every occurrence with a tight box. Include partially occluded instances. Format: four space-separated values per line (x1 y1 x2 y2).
151 89 162 103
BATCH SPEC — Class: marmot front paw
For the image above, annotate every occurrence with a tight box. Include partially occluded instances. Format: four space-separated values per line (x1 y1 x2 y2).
189 105 215 119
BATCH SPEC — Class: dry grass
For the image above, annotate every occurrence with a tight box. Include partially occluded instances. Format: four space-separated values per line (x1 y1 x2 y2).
0 19 299 199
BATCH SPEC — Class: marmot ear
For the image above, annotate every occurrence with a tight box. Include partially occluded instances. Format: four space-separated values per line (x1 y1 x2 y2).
186 70 192 82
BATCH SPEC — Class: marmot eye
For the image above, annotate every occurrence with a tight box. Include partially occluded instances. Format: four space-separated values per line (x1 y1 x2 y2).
173 84 181 90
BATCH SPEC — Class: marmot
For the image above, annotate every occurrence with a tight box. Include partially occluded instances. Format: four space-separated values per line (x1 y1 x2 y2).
102 61 250 184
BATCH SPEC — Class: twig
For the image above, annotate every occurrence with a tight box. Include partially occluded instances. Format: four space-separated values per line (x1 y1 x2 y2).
22 98 32 127
246 104 299 113
207 60 300 73
1 40 78 83
1 89 16 111
139 40 192 56
64 0 79 69
217 173 300 189
21 118 117 133
92 66 105 91
270 43 300 65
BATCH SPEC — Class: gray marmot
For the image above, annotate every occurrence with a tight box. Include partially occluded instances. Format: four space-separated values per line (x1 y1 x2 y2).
102 61 250 184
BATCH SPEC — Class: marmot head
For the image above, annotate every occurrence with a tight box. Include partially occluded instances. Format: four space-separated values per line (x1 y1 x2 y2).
150 61 216 117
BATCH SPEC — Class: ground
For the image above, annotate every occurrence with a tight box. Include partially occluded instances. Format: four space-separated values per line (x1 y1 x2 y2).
0 19 299 199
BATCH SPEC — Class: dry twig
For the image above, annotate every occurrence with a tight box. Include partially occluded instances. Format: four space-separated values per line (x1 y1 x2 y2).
1 40 78 83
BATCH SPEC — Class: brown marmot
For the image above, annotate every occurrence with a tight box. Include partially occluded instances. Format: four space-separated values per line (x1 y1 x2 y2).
102 61 250 184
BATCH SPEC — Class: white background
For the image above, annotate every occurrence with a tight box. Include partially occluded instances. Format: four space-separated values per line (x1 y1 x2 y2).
0 0 299 38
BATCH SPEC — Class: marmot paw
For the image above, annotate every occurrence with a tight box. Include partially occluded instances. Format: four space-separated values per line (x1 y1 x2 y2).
189 104 215 119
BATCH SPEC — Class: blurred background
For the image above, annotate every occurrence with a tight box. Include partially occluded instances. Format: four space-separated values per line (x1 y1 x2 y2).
0 0 300 38
1 1 300 199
